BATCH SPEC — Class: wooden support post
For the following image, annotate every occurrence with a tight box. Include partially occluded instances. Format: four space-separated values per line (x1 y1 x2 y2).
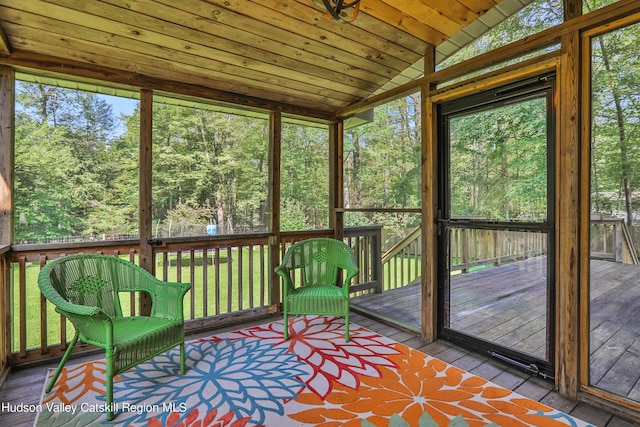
269 112 282 308
329 121 344 239
139 89 153 316
0 66 12 246
0 65 12 375
556 0 581 398
422 45 438 342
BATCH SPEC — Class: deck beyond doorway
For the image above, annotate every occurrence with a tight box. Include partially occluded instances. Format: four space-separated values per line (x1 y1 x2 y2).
351 259 640 403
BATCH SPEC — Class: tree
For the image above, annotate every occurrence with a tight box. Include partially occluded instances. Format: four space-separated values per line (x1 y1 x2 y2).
15 83 126 242
588 21 640 224
151 103 269 236
344 95 421 211
281 123 329 229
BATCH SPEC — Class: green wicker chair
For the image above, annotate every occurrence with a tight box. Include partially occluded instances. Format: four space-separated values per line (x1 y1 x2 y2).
275 238 359 341
38 254 190 420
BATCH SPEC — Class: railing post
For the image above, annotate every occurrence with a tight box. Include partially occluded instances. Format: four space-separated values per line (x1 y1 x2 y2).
461 228 469 273
373 227 383 293
614 220 623 263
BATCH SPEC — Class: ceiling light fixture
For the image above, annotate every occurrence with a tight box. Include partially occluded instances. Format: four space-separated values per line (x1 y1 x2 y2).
313 0 361 24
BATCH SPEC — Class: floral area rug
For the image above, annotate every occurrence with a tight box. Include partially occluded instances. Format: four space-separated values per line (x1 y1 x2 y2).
36 315 594 427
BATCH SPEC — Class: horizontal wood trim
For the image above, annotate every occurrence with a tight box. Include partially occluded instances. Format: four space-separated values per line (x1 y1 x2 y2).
581 10 640 39
336 79 423 118
184 307 274 336
336 208 422 213
430 53 560 103
10 243 140 263
579 386 640 425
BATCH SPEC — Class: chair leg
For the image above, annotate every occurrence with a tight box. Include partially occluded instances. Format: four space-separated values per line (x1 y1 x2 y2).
345 313 350 342
283 314 289 340
46 332 79 393
105 350 115 421
180 341 186 375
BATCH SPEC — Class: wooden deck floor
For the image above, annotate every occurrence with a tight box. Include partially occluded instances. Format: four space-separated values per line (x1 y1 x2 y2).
351 258 640 407
0 313 636 426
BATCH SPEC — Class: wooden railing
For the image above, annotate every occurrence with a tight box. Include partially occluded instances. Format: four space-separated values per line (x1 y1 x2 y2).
377 226 548 295
590 218 638 264
0 245 9 378
449 228 547 273
381 226 422 290
373 218 640 301
345 226 383 294
8 227 382 366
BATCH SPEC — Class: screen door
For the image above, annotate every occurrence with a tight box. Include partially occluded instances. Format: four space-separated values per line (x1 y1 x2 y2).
437 75 556 379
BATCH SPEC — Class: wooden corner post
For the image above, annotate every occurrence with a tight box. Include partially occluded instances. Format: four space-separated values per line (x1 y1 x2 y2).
329 121 344 239
422 45 438 342
139 89 153 316
556 0 582 398
0 65 13 374
269 112 282 308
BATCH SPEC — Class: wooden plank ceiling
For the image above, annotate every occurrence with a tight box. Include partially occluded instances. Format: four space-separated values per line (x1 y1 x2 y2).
0 0 505 118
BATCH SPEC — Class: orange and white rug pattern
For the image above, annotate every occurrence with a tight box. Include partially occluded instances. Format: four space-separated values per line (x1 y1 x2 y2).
36 316 594 427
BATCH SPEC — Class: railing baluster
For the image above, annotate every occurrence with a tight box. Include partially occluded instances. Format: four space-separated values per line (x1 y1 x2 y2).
259 244 266 306
215 247 221 316
203 248 209 318
238 245 243 311
248 244 254 309
227 246 232 313
162 252 169 281
18 256 26 358
189 250 196 320
39 255 47 354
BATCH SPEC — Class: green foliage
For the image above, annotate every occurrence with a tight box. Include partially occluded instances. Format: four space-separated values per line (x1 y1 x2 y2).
589 21 640 222
15 83 136 242
449 98 548 221
345 94 421 210
440 0 563 69
281 123 329 229
280 198 310 232
151 103 269 236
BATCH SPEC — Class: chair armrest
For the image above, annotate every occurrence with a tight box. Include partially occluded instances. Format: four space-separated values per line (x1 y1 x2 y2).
119 268 190 319
146 280 191 319
274 265 295 294
341 265 359 296
55 305 113 346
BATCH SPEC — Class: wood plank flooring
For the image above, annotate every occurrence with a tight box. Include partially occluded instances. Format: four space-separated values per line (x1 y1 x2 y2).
351 258 640 409
0 313 636 426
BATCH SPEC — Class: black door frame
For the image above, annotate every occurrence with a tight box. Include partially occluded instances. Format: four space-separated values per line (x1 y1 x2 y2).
436 73 557 380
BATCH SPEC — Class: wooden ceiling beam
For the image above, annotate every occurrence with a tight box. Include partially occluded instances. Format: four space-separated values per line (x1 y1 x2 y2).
0 50 337 122
0 23 11 55
358 0 449 45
